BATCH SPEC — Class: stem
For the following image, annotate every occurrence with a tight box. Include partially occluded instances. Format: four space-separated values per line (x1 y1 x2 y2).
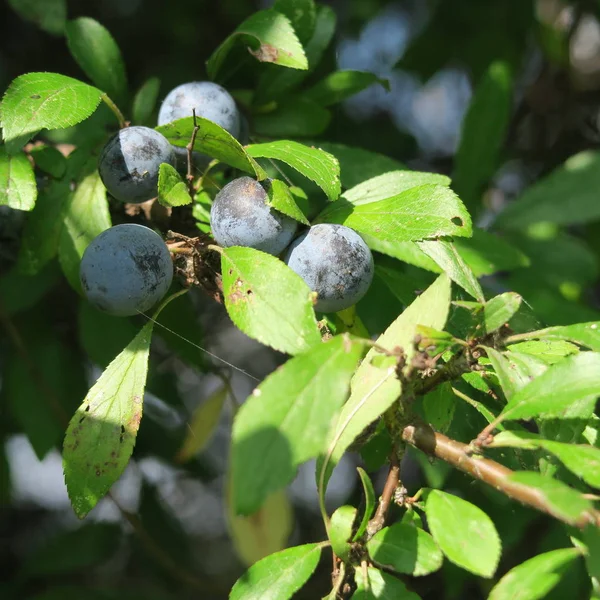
101 93 127 129
186 109 200 196
401 422 600 529
366 451 400 538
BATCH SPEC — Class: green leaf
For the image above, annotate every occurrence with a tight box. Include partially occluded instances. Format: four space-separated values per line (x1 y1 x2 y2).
509 322 600 352
256 5 336 102
425 489 501 578
370 240 441 273
316 184 472 245
507 340 580 364
304 71 389 106
65 18 128 104
17 179 71 274
4 317 86 460
330 505 357 561
342 171 450 205
29 144 67 178
318 274 450 498
220 246 320 355
175 386 227 463
423 381 455 433
0 73 103 151
453 61 513 210
0 147 37 210
508 471 593 525
353 467 376 541
273 0 316 42
157 163 192 207
228 490 293 567
368 522 443 577
63 303 164 517
488 548 581 600
230 543 322 600
490 431 600 488
453 228 530 276
207 9 308 80
418 239 484 301
583 525 600 584
58 169 111 292
247 141 340 201
253 98 331 137
497 151 600 228
352 566 421 599
0 262 59 317
156 116 263 177
484 292 522 334
485 347 547 400
264 178 310 224
232 334 364 515
314 143 405 190
7 0 66 35
21 523 121 577
500 352 600 421
132 77 161 125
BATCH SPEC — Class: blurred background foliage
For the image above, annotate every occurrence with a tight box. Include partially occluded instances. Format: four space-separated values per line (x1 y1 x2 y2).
1 0 600 598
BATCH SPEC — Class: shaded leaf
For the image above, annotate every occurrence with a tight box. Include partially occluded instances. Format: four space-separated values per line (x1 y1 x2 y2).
7 0 66 35
232 334 364 514
305 71 389 106
156 116 264 177
453 61 513 210
0 147 37 210
228 489 293 567
175 386 227 462
66 18 128 103
423 382 455 433
273 0 316 42
498 151 600 228
0 73 103 151
132 77 160 125
29 144 67 178
353 467 376 541
247 140 340 201
508 471 593 525
368 522 443 576
318 275 450 499
0 262 59 317
253 98 330 137
330 505 357 561
418 239 484 301
230 543 322 600
500 352 600 421
352 566 421 599
220 246 321 355
157 163 191 207
58 169 111 292
425 489 501 578
488 548 581 600
484 292 522 334
207 9 308 80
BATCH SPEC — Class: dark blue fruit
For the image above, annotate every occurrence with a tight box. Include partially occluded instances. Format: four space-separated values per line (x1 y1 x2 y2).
283 224 374 313
210 177 298 256
98 126 175 204
80 224 173 317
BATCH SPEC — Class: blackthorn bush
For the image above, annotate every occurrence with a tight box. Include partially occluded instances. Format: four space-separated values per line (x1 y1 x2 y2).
98 126 175 204
210 176 297 255
284 223 374 313
80 223 173 316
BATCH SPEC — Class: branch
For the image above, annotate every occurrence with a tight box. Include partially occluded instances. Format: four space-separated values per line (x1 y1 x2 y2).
186 109 200 196
366 452 401 538
401 422 600 529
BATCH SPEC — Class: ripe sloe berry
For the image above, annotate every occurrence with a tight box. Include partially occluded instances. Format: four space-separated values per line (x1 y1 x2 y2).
283 224 374 313
210 177 298 256
99 126 175 204
80 224 173 317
